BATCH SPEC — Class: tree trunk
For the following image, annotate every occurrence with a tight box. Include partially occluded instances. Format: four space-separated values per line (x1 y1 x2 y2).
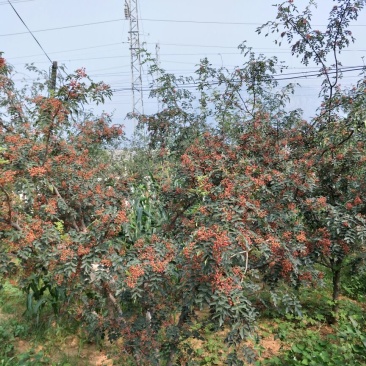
165 304 191 366
330 267 342 323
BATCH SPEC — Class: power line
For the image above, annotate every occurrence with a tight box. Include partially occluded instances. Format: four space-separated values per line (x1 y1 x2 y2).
8 42 127 60
7 0 52 63
0 18 124 37
2 16 366 38
0 0 34 5
141 18 366 27
11 56 130 66
6 46 366 71
142 19 263 25
154 42 366 53
81 67 366 89
59 55 130 61
0 18 261 38
7 46 366 65
111 66 365 93
147 42 264 50
89 68 365 90
149 42 366 54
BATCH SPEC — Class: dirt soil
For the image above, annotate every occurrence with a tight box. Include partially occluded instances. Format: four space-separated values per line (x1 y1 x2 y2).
13 336 114 366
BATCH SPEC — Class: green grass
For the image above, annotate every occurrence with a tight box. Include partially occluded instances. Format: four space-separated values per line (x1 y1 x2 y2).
0 281 116 366
0 272 365 366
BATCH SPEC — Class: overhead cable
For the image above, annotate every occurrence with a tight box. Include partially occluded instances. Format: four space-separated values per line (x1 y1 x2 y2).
7 0 52 63
111 66 365 93
2 17 366 37
0 0 33 5
0 18 124 37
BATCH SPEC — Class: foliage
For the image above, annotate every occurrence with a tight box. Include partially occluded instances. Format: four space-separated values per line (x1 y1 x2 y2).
0 55 127 348
1 1 366 364
0 281 115 365
342 271 366 301
261 313 366 366
258 0 366 319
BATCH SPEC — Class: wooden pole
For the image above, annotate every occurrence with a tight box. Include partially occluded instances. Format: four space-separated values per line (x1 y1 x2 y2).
50 61 58 97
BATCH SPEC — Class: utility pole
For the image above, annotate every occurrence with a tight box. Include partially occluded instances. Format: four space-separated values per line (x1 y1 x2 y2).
49 61 58 97
124 0 144 126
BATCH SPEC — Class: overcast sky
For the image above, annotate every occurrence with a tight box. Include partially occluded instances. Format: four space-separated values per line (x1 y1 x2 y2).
2 0 366 136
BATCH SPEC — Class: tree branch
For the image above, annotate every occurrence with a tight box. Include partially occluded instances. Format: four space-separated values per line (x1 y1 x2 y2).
0 217 22 231
51 182 80 232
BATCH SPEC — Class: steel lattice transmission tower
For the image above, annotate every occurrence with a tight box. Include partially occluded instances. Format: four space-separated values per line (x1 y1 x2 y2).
124 0 144 121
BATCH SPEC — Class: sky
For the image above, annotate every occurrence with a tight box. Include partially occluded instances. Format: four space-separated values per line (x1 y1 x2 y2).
1 0 366 136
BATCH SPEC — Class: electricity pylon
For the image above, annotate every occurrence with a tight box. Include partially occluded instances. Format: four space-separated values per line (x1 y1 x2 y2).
124 0 144 122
